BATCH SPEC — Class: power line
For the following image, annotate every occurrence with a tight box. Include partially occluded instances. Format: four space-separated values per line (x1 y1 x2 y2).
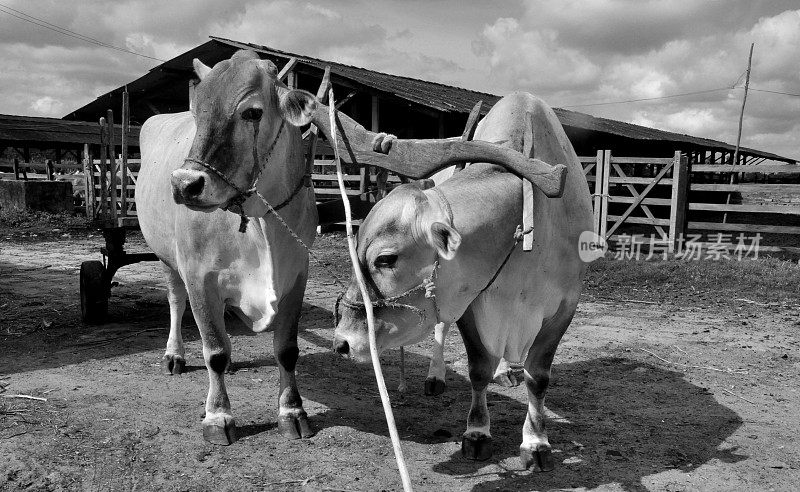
749 87 800 97
0 2 165 62
561 87 733 108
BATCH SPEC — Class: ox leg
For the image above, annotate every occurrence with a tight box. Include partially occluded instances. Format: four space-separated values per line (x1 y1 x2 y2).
519 302 575 471
493 358 521 387
424 322 449 396
186 280 236 445
273 275 313 439
162 264 187 375
457 310 499 461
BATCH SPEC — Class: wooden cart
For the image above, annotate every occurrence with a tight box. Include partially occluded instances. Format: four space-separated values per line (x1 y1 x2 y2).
79 92 158 323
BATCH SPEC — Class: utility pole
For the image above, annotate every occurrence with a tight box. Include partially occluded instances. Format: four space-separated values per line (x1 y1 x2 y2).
725 43 754 224
733 43 754 166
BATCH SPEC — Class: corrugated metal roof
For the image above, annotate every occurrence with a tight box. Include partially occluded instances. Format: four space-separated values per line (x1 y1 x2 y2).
210 37 795 163
210 36 500 115
65 36 794 163
552 108 792 161
0 113 139 146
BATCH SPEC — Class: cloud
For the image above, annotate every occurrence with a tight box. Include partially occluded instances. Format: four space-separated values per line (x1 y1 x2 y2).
30 96 64 116
472 3 800 159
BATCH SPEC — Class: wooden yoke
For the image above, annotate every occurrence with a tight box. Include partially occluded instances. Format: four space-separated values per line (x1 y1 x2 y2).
311 98 568 198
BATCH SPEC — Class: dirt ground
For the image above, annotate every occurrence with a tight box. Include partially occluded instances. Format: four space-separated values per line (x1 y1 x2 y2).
1 226 799 492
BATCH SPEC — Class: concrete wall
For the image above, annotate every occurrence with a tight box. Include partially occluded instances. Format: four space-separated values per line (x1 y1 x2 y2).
0 180 73 213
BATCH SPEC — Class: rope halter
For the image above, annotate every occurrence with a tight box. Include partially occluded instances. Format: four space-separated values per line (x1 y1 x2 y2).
183 118 307 233
335 186 454 329
335 260 441 330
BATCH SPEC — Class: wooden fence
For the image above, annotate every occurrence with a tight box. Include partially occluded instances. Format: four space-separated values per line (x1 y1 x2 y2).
6 144 800 252
584 150 800 252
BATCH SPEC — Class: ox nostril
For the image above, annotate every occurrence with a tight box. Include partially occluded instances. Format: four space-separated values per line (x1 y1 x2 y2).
333 339 349 355
184 175 205 198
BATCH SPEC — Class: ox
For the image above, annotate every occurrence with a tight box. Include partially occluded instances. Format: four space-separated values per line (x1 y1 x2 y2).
333 92 593 470
137 50 322 444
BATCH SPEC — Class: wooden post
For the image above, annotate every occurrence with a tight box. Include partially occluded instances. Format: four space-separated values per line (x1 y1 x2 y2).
106 110 118 223
83 143 94 218
287 71 296 89
99 118 108 220
306 66 330 191
121 88 129 217
277 57 298 82
45 159 54 181
12 158 19 180
668 151 688 254
375 95 389 200
593 150 604 234
360 95 379 197
22 146 30 179
599 150 610 239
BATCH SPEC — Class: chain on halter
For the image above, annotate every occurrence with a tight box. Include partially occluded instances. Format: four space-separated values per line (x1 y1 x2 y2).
184 119 308 233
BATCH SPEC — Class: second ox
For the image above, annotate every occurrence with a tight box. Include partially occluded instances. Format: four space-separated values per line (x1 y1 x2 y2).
334 92 593 471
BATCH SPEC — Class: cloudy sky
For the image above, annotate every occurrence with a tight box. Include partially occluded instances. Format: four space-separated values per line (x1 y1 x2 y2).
1 0 798 159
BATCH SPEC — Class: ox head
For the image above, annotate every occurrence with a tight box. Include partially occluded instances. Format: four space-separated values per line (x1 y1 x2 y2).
333 181 461 362
171 50 317 211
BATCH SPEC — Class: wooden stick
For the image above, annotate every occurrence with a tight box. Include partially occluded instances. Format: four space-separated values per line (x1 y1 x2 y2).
69 327 163 349
329 88 413 492
722 388 756 405
640 348 747 374
398 347 407 393
2 394 47 402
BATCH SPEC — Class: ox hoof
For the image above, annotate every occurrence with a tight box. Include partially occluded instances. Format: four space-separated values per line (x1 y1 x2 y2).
161 355 186 375
424 377 446 396
520 445 554 472
278 412 314 440
493 370 520 388
202 419 237 446
461 433 493 461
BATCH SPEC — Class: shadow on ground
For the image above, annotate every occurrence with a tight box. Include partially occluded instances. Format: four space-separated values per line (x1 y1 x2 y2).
293 348 744 491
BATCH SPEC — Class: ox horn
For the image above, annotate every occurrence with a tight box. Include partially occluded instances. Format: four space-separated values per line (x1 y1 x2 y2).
310 100 567 198
193 58 212 81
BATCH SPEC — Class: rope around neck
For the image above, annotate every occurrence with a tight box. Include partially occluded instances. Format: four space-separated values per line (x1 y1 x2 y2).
184 119 305 232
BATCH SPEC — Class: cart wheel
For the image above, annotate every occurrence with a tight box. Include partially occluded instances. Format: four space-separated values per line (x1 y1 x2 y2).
80 260 108 324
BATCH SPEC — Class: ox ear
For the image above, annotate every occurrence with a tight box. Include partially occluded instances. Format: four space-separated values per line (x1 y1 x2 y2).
428 221 461 261
193 58 212 81
277 87 317 126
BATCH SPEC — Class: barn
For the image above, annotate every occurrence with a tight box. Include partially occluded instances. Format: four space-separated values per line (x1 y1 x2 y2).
65 36 794 166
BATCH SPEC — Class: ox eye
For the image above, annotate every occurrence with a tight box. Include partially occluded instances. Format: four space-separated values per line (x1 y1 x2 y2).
241 107 263 121
374 254 398 268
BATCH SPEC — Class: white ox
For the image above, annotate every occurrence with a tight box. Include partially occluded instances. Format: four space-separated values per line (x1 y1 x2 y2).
333 92 593 470
137 50 321 445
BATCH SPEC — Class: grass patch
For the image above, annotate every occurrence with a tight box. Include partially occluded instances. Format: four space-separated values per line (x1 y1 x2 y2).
585 256 800 304
0 207 91 236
